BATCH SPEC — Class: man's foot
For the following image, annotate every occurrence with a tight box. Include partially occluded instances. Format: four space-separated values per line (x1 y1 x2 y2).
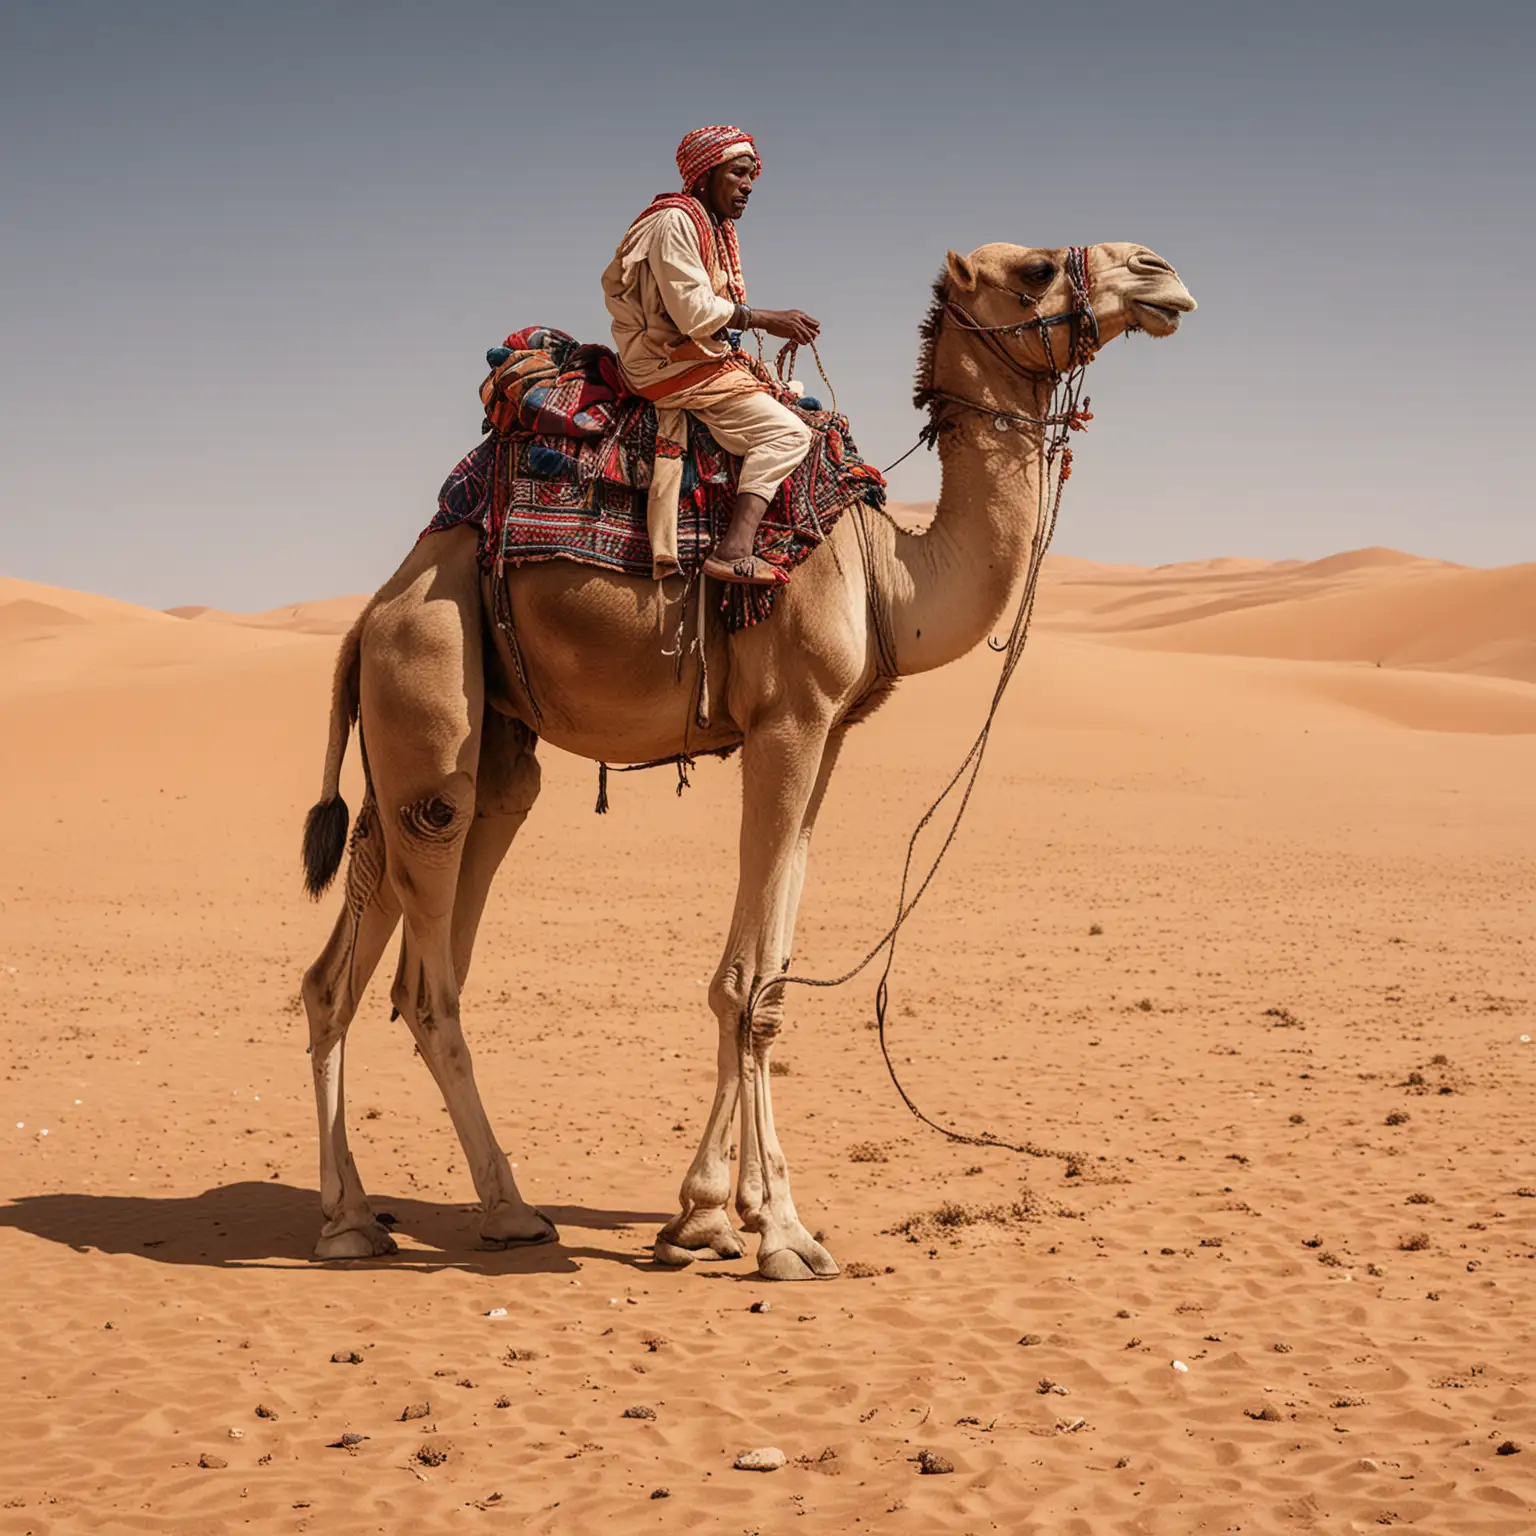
702 553 788 587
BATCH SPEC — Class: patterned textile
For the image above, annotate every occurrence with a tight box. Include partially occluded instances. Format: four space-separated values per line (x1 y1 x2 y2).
479 327 626 438
424 331 886 631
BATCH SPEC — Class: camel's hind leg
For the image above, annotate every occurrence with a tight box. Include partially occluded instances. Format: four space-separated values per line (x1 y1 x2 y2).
367 619 556 1252
450 710 541 989
303 793 402 1260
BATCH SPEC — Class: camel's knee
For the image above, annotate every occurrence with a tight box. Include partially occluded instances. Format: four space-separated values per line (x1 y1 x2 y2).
708 958 750 1024
708 960 784 1046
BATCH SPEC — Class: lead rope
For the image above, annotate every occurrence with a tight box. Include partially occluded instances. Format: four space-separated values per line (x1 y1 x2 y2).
742 269 1097 1170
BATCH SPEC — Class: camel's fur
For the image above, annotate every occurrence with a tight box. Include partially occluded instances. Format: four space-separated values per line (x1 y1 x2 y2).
300 243 1196 1275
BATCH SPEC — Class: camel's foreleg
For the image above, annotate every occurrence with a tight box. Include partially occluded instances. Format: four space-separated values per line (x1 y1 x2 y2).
655 718 840 1280
303 793 402 1260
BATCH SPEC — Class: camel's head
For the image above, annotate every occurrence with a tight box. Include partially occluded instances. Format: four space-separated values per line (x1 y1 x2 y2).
927 242 1196 387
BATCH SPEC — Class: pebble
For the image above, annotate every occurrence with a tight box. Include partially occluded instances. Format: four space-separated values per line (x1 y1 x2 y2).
650 1488 670 1499
328 1433 368 1449
254 1404 279 1420
330 1350 363 1364
401 1401 431 1422
1171 1360 1189 1373
917 1449 954 1475
417 1439 451 1467
1357 1457 1380 1472
623 1405 657 1420
198 1453 228 1469
749 1300 771 1314
735 1447 787 1472
485 1307 508 1319
1245 1405 1282 1422
227 1428 244 1440
1496 1441 1521 1456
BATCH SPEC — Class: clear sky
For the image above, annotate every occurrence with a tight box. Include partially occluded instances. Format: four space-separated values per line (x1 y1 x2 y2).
2 0 1531 610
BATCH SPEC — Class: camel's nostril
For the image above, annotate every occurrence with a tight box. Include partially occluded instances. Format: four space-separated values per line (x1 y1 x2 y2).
1130 251 1175 275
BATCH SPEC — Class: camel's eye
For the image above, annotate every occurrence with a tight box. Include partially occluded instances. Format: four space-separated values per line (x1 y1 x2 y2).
1020 260 1055 285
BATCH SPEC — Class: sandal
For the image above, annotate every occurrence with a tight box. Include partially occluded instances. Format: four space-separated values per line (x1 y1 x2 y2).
702 553 788 588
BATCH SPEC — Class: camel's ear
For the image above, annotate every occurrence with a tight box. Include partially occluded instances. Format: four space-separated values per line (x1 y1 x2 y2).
945 250 977 292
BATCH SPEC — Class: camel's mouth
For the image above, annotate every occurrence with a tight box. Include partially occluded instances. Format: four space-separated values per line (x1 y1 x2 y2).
1130 298 1188 337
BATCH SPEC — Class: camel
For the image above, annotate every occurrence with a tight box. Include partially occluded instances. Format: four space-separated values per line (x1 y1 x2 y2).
298 242 1196 1279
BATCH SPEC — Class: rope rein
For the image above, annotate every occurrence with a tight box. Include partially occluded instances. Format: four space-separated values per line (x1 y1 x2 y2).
741 249 1099 1165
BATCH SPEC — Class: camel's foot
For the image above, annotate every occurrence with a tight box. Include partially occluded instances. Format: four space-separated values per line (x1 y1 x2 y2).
653 1207 746 1268
481 1204 560 1250
313 1219 398 1261
754 1220 839 1282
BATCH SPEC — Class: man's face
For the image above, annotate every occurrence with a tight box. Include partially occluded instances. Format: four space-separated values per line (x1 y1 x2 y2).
703 156 757 221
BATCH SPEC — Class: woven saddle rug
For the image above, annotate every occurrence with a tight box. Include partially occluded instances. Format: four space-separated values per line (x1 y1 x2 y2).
420 326 888 630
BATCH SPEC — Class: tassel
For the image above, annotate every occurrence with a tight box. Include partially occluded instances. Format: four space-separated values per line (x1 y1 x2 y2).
594 761 609 815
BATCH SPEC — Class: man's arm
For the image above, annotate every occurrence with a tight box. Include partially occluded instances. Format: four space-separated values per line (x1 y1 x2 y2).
730 301 820 345
648 211 821 346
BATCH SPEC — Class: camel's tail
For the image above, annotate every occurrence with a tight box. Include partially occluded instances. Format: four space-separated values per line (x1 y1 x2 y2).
301 615 364 899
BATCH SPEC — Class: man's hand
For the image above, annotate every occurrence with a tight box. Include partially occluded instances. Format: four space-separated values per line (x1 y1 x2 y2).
752 308 821 344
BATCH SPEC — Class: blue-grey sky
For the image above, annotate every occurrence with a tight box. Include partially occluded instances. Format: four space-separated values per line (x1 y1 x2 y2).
2 0 1531 610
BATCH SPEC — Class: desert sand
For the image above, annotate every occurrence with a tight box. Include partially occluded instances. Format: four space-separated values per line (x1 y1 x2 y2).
2 547 1534 1534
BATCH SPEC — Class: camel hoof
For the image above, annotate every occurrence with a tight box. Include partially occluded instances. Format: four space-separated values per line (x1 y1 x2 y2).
757 1233 840 1282
481 1224 559 1251
656 1209 745 1263
481 1209 559 1250
313 1224 398 1261
653 1239 697 1268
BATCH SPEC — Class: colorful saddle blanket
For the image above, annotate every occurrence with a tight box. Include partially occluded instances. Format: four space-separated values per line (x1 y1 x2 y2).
419 326 887 629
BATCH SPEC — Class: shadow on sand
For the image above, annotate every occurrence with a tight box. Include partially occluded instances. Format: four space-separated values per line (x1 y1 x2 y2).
0 1181 672 1274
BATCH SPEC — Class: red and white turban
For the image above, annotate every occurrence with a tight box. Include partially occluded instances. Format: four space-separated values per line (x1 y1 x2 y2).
676 126 761 191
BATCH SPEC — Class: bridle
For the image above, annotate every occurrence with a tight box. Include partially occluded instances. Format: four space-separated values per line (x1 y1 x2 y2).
916 244 1098 444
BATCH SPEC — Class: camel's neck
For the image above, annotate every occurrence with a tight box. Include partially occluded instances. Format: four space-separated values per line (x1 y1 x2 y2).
883 376 1054 675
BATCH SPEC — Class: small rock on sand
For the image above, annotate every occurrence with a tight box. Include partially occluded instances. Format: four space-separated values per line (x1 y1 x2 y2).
650 1488 670 1499
401 1401 431 1422
331 1349 363 1364
623 1404 656 1420
917 1449 954 1475
254 1403 279 1420
735 1447 786 1472
198 1452 227 1469
749 1300 771 1314
1496 1441 1521 1456
1245 1405 1282 1422
416 1438 452 1467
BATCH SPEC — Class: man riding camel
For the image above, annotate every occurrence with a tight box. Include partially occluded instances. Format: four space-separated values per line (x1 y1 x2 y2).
602 125 821 586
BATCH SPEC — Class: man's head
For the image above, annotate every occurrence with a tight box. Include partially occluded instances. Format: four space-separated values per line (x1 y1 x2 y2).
676 125 760 221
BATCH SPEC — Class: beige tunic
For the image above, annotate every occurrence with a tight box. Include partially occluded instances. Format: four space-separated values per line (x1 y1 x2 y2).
601 206 740 397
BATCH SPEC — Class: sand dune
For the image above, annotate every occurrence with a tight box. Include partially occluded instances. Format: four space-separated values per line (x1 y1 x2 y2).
166 595 370 636
1033 548 1536 685
3 551 1535 1533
